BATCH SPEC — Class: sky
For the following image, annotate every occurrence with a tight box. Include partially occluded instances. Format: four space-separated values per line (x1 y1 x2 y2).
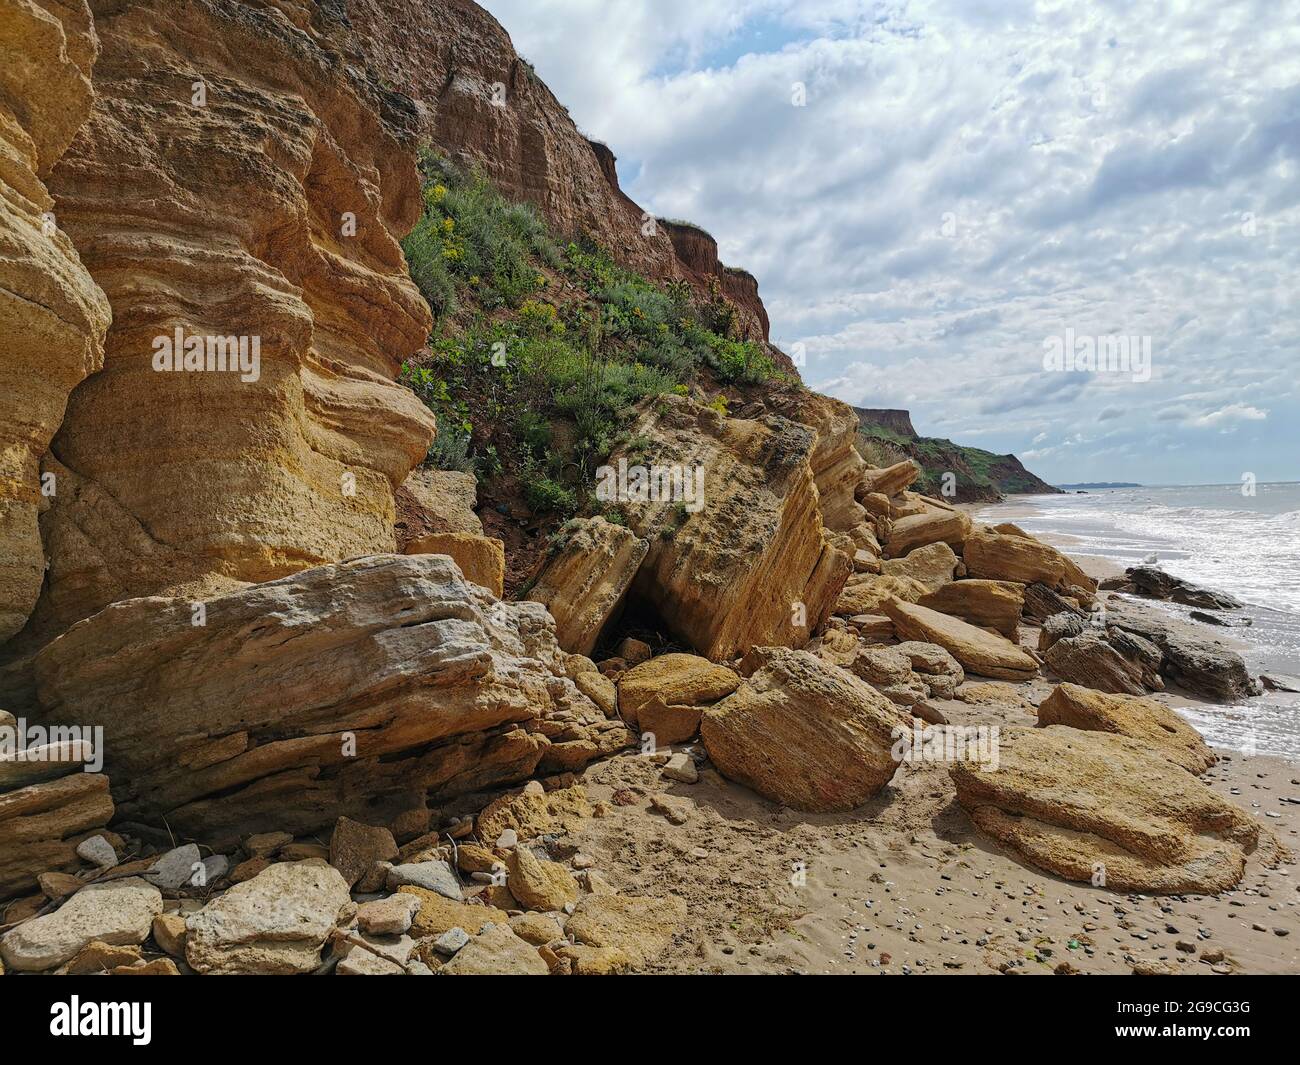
483 0 1300 485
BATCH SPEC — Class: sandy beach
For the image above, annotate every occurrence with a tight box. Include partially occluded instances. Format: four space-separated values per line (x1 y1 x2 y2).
446 507 1300 975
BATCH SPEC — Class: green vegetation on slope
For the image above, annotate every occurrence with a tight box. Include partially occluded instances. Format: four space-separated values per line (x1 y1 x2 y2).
400 150 785 518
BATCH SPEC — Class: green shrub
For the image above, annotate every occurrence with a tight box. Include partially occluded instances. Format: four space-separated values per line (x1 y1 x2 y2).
426 411 474 473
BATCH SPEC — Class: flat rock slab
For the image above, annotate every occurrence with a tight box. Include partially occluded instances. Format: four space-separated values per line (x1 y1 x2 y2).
951 726 1280 894
883 597 1038 681
0 877 161 973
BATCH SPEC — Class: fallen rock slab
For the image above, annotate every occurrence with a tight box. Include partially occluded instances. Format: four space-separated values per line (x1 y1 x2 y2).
0 772 114 900
882 598 1037 681
951 727 1278 894
701 648 908 811
439 921 549 975
404 532 505 597
1037 683 1216 774
918 579 1023 639
1126 566 1242 610
524 517 649 655
33 555 613 845
565 893 687 970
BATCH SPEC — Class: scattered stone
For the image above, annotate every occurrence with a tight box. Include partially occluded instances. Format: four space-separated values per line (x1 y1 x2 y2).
661 752 699 784
398 888 509 938
432 927 471 956
386 860 462 901
145 844 203 892
0 877 162 973
152 913 187 957
440 922 549 975
356 894 421 937
507 847 579 912
65 941 144 975
510 913 564 945
330 816 399 889
113 958 181 976
649 793 693 825
185 862 353 975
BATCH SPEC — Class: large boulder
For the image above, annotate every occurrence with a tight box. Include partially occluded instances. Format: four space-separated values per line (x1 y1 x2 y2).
524 517 648 656
700 648 908 810
0 0 110 642
1106 605 1258 701
1036 683 1216 774
0 771 114 900
882 598 1038 681
610 395 851 661
961 528 1065 587
185 861 354 975
617 653 742 743
32 555 625 845
1 877 161 973
951 727 1277 894
404 533 505 597
918 579 1023 639
1043 631 1163 695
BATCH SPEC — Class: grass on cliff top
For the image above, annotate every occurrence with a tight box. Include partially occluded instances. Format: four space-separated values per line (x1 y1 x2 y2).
400 150 783 518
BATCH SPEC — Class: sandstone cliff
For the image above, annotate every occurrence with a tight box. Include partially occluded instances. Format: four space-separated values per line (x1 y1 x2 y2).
0 0 110 643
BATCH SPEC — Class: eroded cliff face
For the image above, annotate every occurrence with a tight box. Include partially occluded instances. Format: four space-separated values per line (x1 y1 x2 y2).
0 0 110 643
18 0 438 644
344 0 773 342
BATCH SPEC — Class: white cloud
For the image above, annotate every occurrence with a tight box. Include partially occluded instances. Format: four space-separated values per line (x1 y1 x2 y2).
484 0 1300 483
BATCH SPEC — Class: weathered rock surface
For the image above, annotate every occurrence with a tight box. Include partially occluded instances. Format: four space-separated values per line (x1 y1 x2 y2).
882 598 1037 681
1037 683 1216 774
525 517 648 656
475 783 591 844
1022 582 1087 622
834 573 928 615
330 817 399 890
405 532 505 597
0 0 110 642
857 460 919 499
506 846 578 912
952 727 1276 894
0 770 113 900
701 648 908 810
1043 631 1164 695
439 920 548 975
33 555 619 844
962 529 1076 590
881 542 959 592
611 396 850 660
185 861 353 975
21 0 437 643
1107 604 1259 701
398 468 483 538
766 390 867 533
617 654 741 743
883 504 971 558
565 893 687 969
918 579 1023 639
1 876 160 972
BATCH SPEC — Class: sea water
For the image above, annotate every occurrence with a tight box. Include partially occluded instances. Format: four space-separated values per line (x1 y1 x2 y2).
973 483 1300 758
